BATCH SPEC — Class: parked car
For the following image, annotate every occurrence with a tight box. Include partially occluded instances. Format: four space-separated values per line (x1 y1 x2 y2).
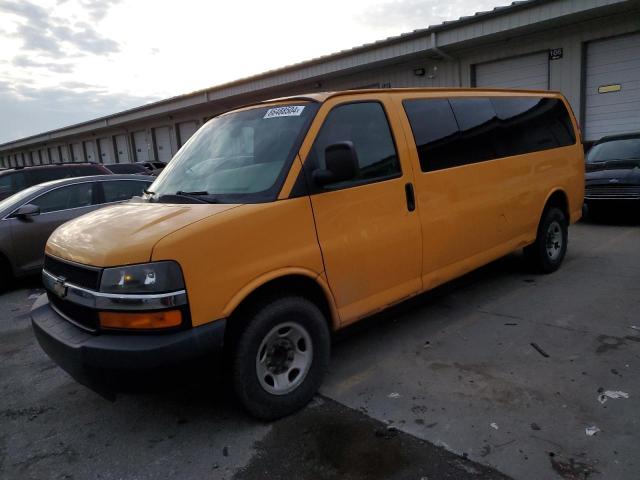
31 89 583 420
135 161 166 175
103 163 151 175
0 163 111 201
0 174 153 289
585 132 640 215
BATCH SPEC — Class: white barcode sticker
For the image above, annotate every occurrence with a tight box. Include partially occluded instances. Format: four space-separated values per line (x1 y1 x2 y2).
263 105 305 119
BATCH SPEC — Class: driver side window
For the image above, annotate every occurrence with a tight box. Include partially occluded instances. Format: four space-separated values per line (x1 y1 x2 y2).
30 183 96 214
307 102 401 188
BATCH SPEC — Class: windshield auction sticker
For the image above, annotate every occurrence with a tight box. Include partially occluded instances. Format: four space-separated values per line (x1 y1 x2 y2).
263 105 306 118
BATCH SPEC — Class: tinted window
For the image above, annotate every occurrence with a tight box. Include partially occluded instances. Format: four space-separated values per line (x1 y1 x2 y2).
70 165 107 176
307 102 400 187
403 97 576 172
31 182 95 213
449 97 498 164
105 164 148 174
401 99 467 170
0 173 16 197
102 180 151 203
28 168 67 186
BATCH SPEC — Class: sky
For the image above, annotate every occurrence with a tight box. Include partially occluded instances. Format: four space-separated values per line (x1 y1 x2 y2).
0 0 512 144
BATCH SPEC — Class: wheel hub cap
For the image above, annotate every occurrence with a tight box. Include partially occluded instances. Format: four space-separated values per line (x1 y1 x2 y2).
256 322 313 395
546 220 563 261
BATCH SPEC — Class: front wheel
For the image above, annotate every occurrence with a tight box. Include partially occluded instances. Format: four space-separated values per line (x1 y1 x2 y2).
230 296 330 420
524 207 568 273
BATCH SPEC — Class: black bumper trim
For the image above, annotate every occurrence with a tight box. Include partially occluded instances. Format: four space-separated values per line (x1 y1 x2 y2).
30 294 226 393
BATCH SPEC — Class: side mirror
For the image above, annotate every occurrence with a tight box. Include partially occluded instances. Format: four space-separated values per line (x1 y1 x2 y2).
313 141 359 187
14 204 40 220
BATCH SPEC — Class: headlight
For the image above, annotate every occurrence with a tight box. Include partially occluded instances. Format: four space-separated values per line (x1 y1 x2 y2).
100 261 185 294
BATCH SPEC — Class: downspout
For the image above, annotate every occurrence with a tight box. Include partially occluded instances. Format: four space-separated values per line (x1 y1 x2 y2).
430 31 463 87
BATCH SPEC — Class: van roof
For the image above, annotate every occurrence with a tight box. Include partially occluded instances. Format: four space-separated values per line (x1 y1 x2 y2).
263 87 563 105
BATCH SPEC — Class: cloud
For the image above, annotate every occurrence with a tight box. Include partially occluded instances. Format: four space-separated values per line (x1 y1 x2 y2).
360 0 511 30
12 54 75 74
0 81 159 144
0 0 120 57
78 0 123 22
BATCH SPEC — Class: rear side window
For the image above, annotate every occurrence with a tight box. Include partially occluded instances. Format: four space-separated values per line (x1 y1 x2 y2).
307 102 400 188
0 173 18 197
102 180 151 203
28 168 67 185
105 164 147 174
31 182 96 213
71 165 107 176
403 96 576 172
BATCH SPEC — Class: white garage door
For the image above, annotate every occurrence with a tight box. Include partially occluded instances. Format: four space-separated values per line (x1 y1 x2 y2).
475 52 549 90
71 143 83 162
154 126 173 162
49 147 60 164
59 145 70 163
98 137 115 164
178 121 199 147
133 130 149 162
584 33 640 142
114 134 131 163
84 141 97 163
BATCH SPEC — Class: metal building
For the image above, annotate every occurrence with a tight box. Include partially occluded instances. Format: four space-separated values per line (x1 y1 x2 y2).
1 0 639 168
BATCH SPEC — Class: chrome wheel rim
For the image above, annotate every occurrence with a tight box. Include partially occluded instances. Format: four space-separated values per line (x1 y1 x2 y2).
256 322 313 395
546 220 563 261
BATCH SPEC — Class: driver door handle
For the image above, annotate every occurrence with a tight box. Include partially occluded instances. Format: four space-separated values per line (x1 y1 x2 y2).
405 182 415 212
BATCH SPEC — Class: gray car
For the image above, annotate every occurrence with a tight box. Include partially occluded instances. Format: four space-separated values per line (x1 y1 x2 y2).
0 174 153 289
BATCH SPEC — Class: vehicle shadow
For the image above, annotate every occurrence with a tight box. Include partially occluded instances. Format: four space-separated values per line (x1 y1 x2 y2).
4 274 43 295
582 204 640 226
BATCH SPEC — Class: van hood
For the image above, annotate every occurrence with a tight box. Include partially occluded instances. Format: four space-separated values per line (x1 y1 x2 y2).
46 202 240 267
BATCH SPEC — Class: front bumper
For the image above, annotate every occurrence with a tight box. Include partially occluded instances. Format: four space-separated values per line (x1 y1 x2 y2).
31 294 226 395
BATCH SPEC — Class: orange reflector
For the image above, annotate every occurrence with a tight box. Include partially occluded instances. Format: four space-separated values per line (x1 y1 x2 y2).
99 310 182 330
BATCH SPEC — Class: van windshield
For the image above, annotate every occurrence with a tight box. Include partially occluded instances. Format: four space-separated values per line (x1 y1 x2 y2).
150 103 317 203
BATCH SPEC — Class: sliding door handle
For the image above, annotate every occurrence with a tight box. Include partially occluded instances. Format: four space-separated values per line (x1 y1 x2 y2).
405 182 415 212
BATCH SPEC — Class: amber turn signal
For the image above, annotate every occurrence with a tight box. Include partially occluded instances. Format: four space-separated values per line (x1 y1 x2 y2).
99 310 182 330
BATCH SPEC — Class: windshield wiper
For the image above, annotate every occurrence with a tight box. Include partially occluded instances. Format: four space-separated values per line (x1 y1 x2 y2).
176 190 209 196
170 190 221 204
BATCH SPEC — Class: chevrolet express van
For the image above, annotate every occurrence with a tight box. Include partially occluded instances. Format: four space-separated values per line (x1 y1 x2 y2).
31 88 584 419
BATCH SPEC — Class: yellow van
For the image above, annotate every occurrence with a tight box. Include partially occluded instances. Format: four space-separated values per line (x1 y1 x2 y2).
31 88 584 419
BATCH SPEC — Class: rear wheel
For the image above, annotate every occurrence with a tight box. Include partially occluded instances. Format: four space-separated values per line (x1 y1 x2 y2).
524 207 568 273
230 296 330 420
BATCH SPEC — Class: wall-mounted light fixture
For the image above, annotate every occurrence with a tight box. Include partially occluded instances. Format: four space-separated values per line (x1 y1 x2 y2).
413 68 426 76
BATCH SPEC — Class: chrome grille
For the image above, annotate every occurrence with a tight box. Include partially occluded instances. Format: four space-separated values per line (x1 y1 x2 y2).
585 184 640 200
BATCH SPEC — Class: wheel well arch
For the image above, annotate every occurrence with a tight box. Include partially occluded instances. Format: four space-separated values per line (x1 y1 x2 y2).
225 273 339 344
543 189 569 220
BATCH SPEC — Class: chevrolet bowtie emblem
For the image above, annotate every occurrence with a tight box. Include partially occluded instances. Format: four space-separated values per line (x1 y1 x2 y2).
52 277 67 299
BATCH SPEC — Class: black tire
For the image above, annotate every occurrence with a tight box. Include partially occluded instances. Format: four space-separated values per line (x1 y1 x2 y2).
524 206 568 274
230 296 330 420
0 256 11 292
